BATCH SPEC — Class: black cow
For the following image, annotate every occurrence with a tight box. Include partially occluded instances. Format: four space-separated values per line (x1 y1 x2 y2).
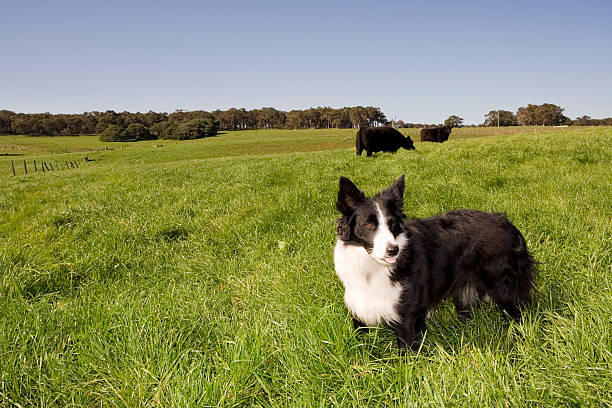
356 126 415 156
420 126 452 142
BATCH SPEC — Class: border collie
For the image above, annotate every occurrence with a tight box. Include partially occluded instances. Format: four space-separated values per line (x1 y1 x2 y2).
334 175 535 352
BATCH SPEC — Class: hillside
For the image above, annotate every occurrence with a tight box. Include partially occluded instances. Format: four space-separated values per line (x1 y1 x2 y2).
0 127 610 406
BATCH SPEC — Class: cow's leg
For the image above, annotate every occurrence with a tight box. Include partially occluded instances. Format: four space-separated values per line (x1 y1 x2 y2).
366 149 372 157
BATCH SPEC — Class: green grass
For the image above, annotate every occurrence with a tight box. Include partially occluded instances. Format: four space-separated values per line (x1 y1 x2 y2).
0 129 355 156
0 129 356 177
0 127 611 406
0 126 586 176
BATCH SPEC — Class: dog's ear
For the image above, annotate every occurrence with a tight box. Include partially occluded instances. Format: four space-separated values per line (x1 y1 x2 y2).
383 174 405 209
337 177 365 215
336 217 351 241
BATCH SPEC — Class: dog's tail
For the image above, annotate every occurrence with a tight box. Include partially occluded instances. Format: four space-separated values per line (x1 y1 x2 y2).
484 220 537 319
513 232 537 305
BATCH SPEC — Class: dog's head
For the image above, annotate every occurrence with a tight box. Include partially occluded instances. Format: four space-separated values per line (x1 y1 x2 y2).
336 175 406 264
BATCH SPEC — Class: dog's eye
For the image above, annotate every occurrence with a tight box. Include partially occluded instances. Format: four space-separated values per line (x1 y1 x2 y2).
365 223 375 230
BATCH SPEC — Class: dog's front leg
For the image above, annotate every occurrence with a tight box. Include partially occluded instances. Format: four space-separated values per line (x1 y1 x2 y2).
352 317 369 332
392 314 426 353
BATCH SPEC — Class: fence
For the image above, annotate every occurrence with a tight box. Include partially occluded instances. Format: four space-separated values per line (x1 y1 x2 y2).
7 156 91 177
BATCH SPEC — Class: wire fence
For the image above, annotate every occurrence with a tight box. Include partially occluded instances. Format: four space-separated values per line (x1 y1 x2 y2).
7 156 91 177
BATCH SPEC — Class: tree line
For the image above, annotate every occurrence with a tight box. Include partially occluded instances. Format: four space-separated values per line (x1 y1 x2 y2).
392 104 611 128
0 106 388 139
0 104 608 139
482 104 612 127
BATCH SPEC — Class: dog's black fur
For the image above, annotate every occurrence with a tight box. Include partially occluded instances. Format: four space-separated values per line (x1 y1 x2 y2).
335 175 536 352
356 126 415 156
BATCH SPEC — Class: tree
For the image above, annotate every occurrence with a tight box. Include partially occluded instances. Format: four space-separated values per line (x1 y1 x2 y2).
483 110 518 126
517 104 539 125
285 110 308 129
150 121 170 139
389 119 406 128
95 110 120 133
330 108 351 128
349 106 369 128
573 115 593 126
123 123 155 141
161 118 217 140
444 115 463 128
12 116 43 135
0 106 397 135
516 103 567 126
366 106 388 127
254 107 286 129
0 110 14 134
99 124 125 142
189 118 217 137
597 118 612 125
214 108 249 130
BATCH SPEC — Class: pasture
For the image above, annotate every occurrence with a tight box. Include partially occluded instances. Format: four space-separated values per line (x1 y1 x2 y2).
0 127 611 406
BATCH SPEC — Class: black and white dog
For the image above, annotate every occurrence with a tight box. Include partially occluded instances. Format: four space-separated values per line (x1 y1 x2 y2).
334 175 535 352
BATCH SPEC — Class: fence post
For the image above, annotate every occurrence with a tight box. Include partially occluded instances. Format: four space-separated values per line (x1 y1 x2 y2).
50 163 54 171
34 160 37 172
24 160 27 175
11 160 15 176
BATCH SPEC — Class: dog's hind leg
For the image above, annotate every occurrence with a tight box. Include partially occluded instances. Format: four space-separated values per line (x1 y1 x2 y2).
483 256 534 321
488 289 522 320
453 284 479 322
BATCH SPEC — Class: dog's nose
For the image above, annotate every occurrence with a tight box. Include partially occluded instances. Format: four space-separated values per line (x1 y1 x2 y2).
386 245 399 257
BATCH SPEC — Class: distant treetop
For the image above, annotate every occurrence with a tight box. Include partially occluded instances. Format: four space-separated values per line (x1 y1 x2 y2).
0 106 388 137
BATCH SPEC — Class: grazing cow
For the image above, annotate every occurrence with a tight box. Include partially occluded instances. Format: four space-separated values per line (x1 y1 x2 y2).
356 126 415 156
420 126 452 143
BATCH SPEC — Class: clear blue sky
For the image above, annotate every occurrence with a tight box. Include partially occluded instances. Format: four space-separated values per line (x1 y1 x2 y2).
1 0 611 124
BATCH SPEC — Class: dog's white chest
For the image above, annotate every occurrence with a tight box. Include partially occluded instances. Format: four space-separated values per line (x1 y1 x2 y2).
334 240 402 326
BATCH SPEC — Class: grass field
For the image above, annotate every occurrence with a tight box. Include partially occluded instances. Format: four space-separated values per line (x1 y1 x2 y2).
0 127 611 406
0 126 586 174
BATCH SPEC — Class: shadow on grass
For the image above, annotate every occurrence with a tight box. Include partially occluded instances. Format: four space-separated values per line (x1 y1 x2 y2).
344 298 551 359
